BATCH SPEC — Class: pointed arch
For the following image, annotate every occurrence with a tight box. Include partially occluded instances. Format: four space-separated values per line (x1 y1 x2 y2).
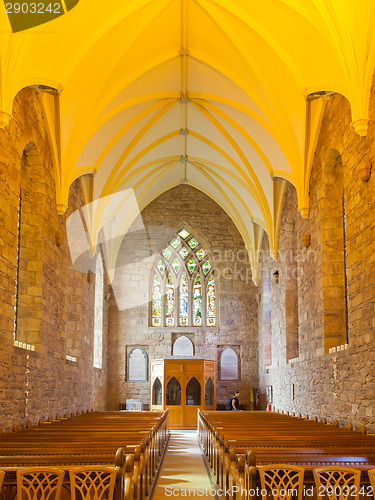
93 252 104 369
166 377 181 405
149 227 217 327
152 377 162 406
186 377 201 406
151 273 162 327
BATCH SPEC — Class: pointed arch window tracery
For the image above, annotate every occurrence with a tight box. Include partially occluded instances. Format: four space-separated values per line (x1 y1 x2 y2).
151 228 216 327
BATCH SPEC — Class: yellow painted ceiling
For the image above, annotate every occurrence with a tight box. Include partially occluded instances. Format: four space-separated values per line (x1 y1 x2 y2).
1 0 375 283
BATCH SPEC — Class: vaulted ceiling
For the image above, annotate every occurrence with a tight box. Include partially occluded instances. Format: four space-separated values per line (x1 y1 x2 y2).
1 0 375 283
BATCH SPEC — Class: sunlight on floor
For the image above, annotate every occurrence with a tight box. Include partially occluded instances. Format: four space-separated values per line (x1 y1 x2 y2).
151 430 216 499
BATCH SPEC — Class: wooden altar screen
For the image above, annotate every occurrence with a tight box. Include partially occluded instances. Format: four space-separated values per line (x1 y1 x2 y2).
150 359 216 429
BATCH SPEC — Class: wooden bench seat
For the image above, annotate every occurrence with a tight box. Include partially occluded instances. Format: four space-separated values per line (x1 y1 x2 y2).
0 409 169 500
198 409 375 498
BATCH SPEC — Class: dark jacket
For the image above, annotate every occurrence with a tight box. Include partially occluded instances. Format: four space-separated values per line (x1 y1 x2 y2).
226 396 239 410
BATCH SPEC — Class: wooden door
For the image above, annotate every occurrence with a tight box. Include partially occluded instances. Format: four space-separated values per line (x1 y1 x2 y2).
164 359 204 429
183 360 204 428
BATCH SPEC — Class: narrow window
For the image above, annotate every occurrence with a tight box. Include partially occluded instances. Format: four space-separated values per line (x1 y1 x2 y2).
166 377 181 405
343 192 349 343
165 273 175 326
263 274 272 366
179 272 189 326
193 273 202 326
206 275 216 326
285 220 299 361
93 253 103 368
152 274 162 326
13 190 21 340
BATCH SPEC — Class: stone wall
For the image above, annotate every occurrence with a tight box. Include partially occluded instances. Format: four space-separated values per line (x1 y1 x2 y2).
0 88 108 430
258 87 375 431
107 185 258 410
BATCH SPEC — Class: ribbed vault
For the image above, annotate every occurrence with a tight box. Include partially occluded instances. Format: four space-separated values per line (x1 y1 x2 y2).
1 0 375 283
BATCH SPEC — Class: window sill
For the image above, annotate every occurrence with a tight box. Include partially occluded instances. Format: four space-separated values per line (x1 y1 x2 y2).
14 340 36 351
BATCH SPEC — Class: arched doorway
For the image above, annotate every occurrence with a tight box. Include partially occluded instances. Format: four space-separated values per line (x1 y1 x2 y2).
186 377 201 405
152 377 162 406
166 377 181 405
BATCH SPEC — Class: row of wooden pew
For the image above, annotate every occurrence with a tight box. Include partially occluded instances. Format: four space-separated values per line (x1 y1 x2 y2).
0 409 169 500
198 409 375 499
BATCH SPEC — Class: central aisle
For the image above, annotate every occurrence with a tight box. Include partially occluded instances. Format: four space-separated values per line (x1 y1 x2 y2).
151 430 216 499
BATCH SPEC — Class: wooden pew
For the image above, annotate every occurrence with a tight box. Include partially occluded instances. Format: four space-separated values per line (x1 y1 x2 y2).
0 409 169 500
198 410 375 498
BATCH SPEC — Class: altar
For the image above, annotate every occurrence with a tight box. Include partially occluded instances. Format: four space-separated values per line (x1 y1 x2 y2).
150 359 216 429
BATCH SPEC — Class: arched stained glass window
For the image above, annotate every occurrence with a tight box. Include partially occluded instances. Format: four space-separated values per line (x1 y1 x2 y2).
152 274 162 326
150 228 217 327
193 273 202 326
207 275 216 326
180 272 189 326
166 273 175 326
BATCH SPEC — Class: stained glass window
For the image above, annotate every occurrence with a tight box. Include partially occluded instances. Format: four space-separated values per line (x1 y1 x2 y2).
166 273 175 326
196 248 205 261
152 229 216 327
187 258 196 274
202 260 211 275
170 237 180 249
152 274 162 326
179 272 189 326
193 273 202 326
172 258 181 274
188 238 199 249
179 246 189 259
179 229 190 239
207 275 216 326
157 260 166 275
163 248 172 260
